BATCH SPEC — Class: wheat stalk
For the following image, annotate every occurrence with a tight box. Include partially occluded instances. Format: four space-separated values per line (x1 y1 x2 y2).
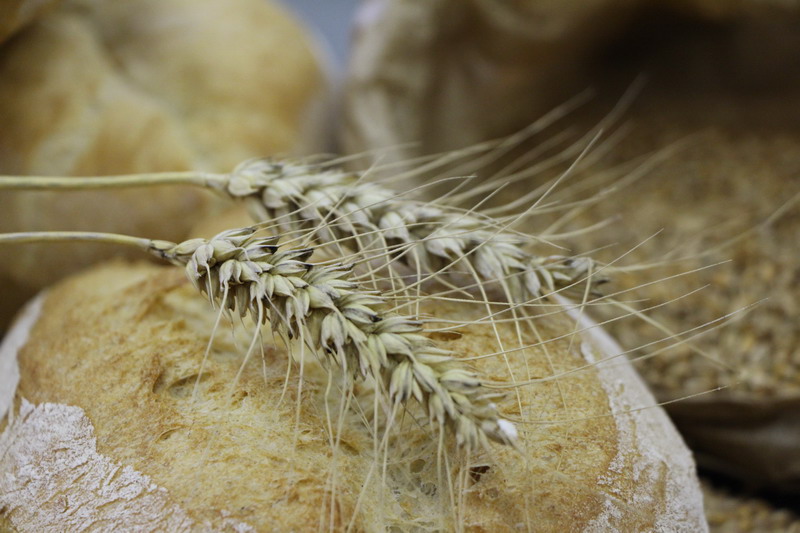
0 228 517 449
0 159 606 304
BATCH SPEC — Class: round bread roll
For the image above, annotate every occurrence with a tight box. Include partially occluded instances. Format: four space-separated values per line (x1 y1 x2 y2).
0 0 327 327
0 260 707 531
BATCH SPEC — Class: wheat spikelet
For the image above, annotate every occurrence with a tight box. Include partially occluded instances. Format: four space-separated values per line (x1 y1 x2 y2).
149 227 517 449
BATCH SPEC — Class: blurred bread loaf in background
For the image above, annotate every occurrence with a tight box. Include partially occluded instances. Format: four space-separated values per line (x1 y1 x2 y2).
0 0 328 327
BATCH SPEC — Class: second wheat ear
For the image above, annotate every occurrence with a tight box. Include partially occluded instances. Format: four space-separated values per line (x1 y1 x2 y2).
0 158 608 303
0 228 517 450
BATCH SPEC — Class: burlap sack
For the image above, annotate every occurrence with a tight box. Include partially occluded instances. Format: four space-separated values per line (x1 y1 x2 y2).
341 0 800 494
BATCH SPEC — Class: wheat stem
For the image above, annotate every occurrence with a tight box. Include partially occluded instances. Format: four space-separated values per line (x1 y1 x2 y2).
0 231 152 249
0 158 606 303
0 172 223 190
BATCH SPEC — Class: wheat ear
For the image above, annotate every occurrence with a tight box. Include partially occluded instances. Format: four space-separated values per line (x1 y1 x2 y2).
0 228 517 449
0 159 605 303
217 159 605 302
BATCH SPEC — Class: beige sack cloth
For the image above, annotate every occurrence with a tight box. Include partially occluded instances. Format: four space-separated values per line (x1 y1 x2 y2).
341 0 800 494
342 0 799 163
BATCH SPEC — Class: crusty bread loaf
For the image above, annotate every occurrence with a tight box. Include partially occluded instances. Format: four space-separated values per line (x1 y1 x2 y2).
0 0 327 327
0 261 707 531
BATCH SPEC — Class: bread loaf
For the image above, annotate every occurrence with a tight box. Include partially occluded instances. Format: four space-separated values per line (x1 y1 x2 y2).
0 261 707 531
0 0 327 327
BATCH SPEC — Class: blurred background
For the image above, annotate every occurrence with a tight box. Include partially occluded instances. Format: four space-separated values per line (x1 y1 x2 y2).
283 0 359 68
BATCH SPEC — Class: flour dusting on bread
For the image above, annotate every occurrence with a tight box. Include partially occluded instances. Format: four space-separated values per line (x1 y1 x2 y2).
0 400 254 532
0 293 44 419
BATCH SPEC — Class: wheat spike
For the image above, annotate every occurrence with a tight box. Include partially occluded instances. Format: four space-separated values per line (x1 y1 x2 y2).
0 227 517 448
149 227 517 449
217 159 605 302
